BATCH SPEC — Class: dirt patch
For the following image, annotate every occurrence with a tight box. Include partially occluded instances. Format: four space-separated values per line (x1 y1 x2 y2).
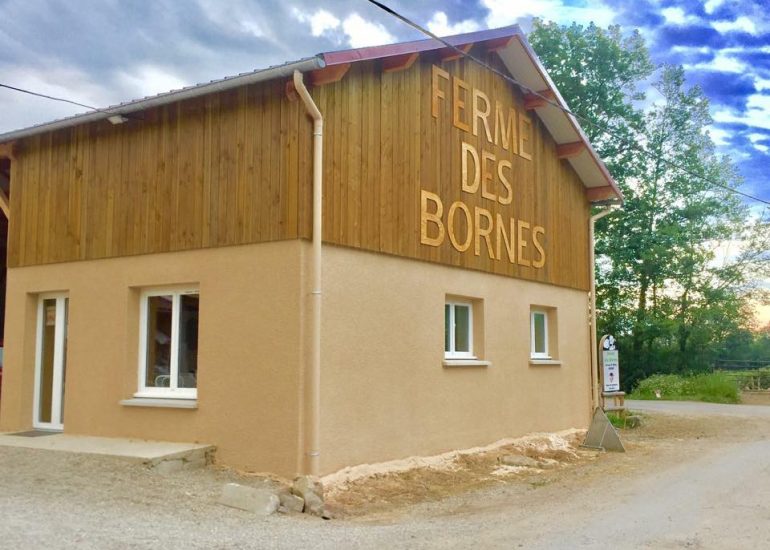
324 412 770 519
324 431 599 518
740 391 770 406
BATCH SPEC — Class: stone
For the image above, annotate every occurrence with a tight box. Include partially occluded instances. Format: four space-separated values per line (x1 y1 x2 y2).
291 475 323 500
536 460 558 470
291 475 327 517
303 491 325 517
279 492 305 514
499 454 540 468
218 483 280 515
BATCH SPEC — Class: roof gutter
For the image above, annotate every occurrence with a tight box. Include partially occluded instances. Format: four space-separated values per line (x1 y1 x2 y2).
0 57 325 143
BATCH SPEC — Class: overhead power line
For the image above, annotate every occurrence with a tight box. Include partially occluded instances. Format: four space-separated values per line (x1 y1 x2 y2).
0 83 136 122
0 83 99 111
364 0 770 207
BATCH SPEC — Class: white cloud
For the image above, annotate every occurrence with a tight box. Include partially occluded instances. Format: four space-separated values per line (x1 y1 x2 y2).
685 52 747 73
341 13 395 48
704 0 725 15
196 0 276 42
291 9 394 49
747 133 770 153
115 65 189 99
291 8 341 37
481 0 615 29
709 127 730 146
310 10 341 37
714 108 770 130
713 16 757 35
426 12 480 36
660 7 700 26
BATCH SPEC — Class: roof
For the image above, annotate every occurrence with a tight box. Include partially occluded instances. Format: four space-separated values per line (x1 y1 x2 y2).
0 26 620 202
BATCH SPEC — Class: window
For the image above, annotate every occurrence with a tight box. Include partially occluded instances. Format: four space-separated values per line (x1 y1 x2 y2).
530 310 549 359
137 288 199 399
445 301 474 359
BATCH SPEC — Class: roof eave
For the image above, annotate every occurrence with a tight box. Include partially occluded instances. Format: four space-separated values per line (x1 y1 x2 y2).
0 56 325 143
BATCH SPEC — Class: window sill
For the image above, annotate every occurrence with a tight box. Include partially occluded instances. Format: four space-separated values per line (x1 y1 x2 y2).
120 398 198 409
529 359 562 366
443 359 491 368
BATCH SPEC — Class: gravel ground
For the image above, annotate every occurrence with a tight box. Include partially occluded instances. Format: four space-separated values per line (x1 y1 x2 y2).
1 402 769 549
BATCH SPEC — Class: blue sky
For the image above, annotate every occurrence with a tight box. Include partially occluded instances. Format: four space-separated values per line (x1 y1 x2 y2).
0 0 768 205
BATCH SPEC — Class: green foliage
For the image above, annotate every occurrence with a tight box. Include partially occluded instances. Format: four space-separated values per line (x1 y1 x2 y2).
630 373 739 403
529 22 770 391
605 411 641 429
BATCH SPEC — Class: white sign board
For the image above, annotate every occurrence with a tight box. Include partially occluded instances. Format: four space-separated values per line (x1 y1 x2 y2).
602 350 620 392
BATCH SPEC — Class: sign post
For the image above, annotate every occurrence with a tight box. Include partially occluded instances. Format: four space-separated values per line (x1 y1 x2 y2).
599 334 625 412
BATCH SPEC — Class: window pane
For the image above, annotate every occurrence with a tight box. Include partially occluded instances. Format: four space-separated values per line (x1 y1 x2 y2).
38 299 57 423
177 294 199 389
60 299 68 423
444 304 451 352
534 313 546 354
454 305 470 353
145 295 173 388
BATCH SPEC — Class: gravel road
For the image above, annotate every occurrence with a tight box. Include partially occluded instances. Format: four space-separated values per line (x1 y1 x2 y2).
1 401 768 549
628 398 770 417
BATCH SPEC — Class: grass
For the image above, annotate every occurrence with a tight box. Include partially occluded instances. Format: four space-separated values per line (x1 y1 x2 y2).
629 372 740 404
606 411 642 429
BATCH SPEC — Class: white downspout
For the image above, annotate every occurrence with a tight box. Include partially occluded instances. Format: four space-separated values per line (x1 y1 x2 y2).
293 70 323 476
589 207 616 412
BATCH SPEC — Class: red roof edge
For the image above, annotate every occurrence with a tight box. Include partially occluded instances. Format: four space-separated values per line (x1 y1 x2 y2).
320 25 524 66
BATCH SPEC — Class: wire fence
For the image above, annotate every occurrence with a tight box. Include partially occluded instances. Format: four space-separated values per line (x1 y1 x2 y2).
713 360 770 391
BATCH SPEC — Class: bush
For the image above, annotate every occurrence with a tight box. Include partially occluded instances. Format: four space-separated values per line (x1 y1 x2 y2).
630 372 739 404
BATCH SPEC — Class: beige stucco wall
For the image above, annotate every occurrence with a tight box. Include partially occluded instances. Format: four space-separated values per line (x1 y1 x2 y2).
319 244 592 474
0 238 592 477
0 241 306 476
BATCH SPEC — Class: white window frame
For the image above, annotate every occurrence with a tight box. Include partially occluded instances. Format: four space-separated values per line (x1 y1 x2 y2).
445 300 475 359
530 310 550 359
33 293 68 431
136 287 199 399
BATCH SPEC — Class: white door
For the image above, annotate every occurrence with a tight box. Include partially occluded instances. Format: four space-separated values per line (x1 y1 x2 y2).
33 294 68 430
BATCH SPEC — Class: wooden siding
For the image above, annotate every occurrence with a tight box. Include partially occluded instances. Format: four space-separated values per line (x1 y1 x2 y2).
314 53 590 290
8 50 589 290
8 81 313 268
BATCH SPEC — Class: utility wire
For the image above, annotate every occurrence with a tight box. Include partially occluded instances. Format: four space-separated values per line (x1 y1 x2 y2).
0 83 99 111
0 83 137 120
364 0 770 207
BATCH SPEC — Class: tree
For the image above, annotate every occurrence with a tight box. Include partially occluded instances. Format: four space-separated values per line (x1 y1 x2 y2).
528 20 653 181
529 22 770 390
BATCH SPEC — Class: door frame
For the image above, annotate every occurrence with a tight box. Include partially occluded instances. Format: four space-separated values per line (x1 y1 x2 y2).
32 293 68 431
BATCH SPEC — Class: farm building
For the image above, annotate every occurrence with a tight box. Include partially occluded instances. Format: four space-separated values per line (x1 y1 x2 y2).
0 25 622 476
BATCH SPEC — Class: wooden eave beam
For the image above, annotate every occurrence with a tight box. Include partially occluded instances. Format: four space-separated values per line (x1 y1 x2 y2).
586 185 617 202
0 141 16 160
556 141 586 159
0 188 9 218
523 89 556 110
437 43 473 62
309 63 351 86
484 36 515 52
285 80 299 101
382 52 419 73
